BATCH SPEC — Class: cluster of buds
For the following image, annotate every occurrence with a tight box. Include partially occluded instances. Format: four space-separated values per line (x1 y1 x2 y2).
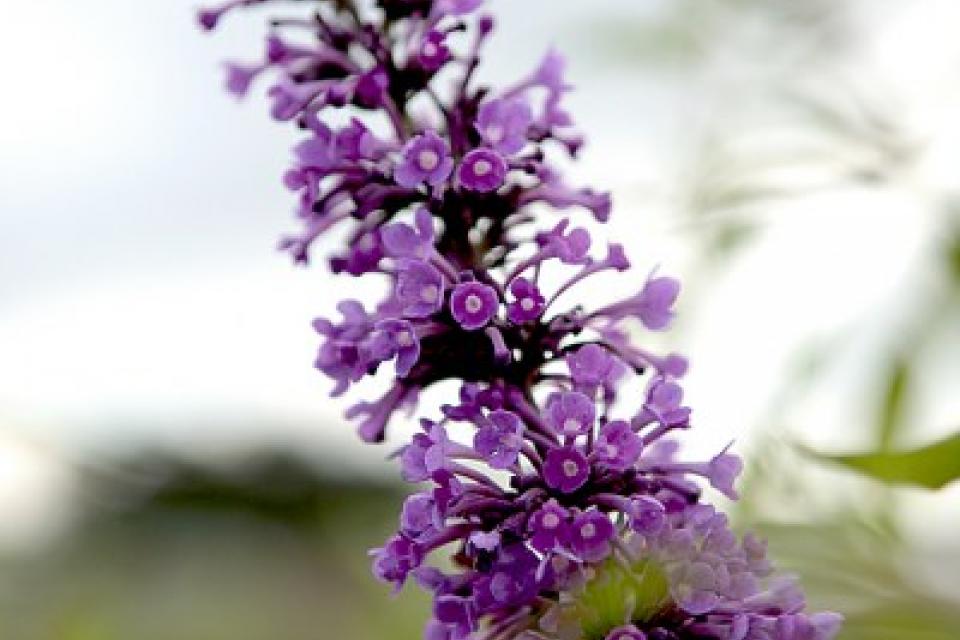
200 2 842 639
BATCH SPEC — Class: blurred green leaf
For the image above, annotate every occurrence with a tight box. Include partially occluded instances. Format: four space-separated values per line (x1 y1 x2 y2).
585 19 704 66
808 432 960 489
947 228 960 284
876 358 909 451
706 221 757 257
689 183 789 216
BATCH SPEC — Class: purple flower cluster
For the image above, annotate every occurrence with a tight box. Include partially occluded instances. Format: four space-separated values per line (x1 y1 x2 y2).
201 2 842 639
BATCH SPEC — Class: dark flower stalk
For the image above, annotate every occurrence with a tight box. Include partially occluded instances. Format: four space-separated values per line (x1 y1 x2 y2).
200 2 842 639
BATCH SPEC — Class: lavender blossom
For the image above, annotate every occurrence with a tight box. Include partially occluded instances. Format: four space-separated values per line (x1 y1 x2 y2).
202 2 841 639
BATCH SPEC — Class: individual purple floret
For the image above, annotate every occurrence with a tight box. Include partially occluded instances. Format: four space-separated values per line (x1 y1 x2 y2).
476 98 533 155
543 446 590 493
201 2 842 639
628 495 667 535
369 319 421 377
527 500 570 553
371 534 423 591
595 273 681 331
704 449 744 499
473 410 523 469
396 131 455 190
567 344 622 395
418 30 452 72
636 376 691 432
400 492 437 541
457 148 508 193
545 391 595 438
593 419 643 470
505 277 544 324
381 208 435 260
397 260 445 318
568 509 615 562
450 281 499 330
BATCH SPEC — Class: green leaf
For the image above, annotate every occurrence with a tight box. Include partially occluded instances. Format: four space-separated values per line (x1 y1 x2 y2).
876 358 909 451
947 227 960 284
809 432 960 489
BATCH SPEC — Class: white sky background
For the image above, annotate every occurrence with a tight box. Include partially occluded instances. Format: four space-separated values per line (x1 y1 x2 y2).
1 0 959 551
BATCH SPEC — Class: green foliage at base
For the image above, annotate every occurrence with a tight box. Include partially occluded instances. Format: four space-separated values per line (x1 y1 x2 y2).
571 558 671 640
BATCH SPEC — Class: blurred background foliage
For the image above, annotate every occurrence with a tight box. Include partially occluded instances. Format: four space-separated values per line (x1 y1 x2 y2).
0 452 429 640
2 0 959 639
586 2 960 638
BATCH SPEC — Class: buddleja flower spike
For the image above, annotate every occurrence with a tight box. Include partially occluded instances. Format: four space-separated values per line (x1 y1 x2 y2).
201 2 842 639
